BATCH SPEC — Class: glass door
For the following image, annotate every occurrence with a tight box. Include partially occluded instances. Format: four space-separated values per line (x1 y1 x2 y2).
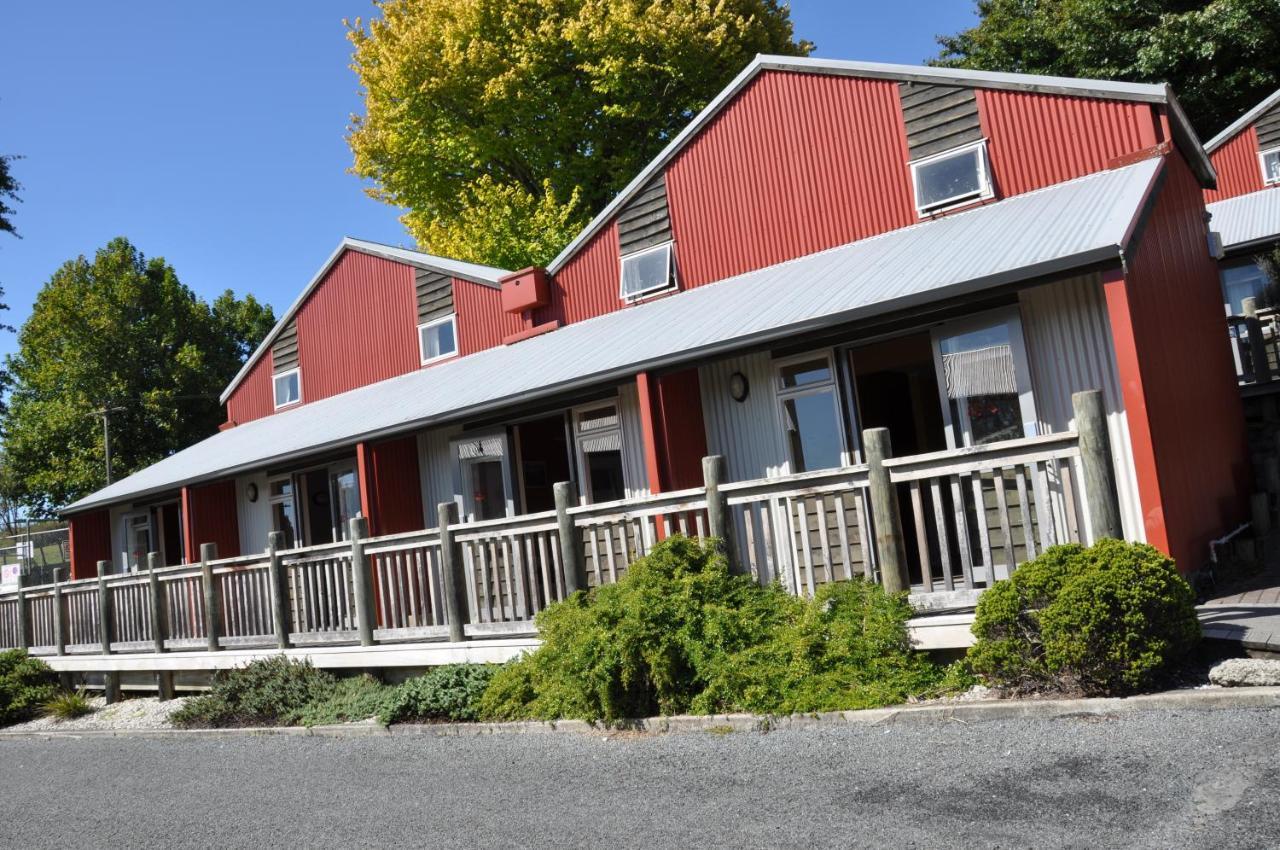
452 433 513 521
121 512 153 573
931 309 1038 449
329 464 362 541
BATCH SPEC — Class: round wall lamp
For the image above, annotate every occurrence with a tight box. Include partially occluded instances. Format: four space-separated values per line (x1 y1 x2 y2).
246 483 259 503
729 371 749 403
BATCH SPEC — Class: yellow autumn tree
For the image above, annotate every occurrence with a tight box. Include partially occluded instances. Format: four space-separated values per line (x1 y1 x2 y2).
347 0 811 269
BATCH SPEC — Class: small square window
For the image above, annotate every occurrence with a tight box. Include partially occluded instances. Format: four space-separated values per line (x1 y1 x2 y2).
273 369 301 409
620 242 675 301
419 315 458 365
910 140 994 216
1261 147 1280 186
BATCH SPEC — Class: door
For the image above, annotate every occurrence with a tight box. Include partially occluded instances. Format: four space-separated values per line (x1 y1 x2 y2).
452 432 514 521
269 477 300 549
572 402 630 504
329 463 362 541
931 309 1038 449
120 512 153 573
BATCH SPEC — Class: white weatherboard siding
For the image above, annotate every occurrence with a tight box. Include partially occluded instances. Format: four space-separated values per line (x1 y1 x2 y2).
700 352 787 483
617 382 651 498
1019 272 1145 542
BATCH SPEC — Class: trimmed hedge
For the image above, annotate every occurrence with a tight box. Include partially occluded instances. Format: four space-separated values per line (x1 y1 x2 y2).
969 539 1200 695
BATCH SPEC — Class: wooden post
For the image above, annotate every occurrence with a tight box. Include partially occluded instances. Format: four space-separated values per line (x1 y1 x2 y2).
15 570 30 651
200 543 221 652
1253 492 1272 538
1072 390 1123 542
349 517 375 646
52 567 67 657
863 428 909 594
702 455 740 575
266 532 291 649
146 552 174 701
552 482 586 595
1244 297 1272 384
96 560 121 704
437 502 469 643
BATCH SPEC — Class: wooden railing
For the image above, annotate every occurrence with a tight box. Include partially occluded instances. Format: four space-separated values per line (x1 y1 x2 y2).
1228 299 1280 387
0 391 1120 677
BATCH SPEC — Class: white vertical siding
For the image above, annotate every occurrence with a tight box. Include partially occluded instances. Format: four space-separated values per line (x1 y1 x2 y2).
699 352 787 483
418 424 462 525
1019 272 1145 542
617 381 651 497
236 472 272 555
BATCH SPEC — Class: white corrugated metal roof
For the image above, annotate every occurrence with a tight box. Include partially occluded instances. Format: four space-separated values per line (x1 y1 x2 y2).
1208 188 1280 251
66 158 1162 514
1205 88 1280 153
546 54 1212 274
218 238 510 404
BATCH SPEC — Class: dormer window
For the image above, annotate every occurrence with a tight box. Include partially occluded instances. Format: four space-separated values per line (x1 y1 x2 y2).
1261 147 1280 186
620 242 675 301
910 140 994 217
273 368 301 409
419 314 457 365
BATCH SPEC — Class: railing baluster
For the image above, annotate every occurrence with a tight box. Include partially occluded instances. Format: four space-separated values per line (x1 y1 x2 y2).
909 481 932 593
992 469 1016 582
949 475 975 591
929 478 953 592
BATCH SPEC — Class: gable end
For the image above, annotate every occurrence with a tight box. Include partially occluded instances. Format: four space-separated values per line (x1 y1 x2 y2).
898 82 982 161
617 173 673 256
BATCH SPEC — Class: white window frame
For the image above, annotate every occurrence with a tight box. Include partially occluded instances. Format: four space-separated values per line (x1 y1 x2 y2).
571 400 631 505
910 139 995 218
450 431 515 522
618 241 677 303
418 314 458 365
268 475 300 548
120 511 153 574
1260 146 1280 186
771 350 851 475
272 367 302 410
929 307 1038 450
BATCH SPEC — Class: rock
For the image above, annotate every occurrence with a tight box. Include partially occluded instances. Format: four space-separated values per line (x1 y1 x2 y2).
1209 658 1280 687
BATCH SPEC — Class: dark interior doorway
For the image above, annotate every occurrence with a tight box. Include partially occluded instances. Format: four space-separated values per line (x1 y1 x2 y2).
157 503 183 567
515 414 573 513
849 332 947 457
301 469 334 546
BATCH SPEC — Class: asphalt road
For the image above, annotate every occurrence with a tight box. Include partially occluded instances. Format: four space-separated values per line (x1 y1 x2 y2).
2 707 1279 849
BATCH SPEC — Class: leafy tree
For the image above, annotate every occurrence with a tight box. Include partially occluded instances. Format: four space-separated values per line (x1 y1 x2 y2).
2 237 275 514
935 0 1280 138
346 0 811 269
0 154 19 238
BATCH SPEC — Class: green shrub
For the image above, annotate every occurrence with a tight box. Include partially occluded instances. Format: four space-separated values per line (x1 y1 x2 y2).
382 664 498 724
969 539 1200 696
171 656 338 728
0 649 59 726
42 689 94 721
479 536 953 722
294 674 396 727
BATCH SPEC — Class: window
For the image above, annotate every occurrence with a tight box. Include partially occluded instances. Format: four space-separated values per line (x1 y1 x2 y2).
910 140 994 216
1261 147 1280 186
931 310 1037 448
620 242 675 301
121 512 153 573
453 433 512 521
774 353 846 474
419 314 458 365
269 478 298 548
273 368 301 409
573 402 628 503
1221 262 1269 316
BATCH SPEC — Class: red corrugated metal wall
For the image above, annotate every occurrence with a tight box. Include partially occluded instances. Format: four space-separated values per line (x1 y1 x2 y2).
1205 126 1265 202
1107 152 1248 571
295 251 420 404
453 278 524 355
69 510 112 580
225 348 275 425
362 435 425 536
666 72 916 290
977 90 1158 198
636 369 709 492
184 480 241 561
536 223 622 327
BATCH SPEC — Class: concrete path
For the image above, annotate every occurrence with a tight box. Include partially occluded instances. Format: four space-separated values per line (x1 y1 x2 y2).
1200 543 1280 653
2 705 1279 848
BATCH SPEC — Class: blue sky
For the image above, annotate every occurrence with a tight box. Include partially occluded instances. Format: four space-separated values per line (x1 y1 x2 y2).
0 1 978 361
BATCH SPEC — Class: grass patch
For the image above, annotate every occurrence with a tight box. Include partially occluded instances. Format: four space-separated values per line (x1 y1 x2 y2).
42 689 94 721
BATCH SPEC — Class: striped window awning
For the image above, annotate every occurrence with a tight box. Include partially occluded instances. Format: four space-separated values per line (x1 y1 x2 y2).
456 436 505 460
942 344 1017 399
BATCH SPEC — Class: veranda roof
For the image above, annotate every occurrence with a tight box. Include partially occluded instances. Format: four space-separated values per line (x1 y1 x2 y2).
1208 188 1280 253
65 157 1162 514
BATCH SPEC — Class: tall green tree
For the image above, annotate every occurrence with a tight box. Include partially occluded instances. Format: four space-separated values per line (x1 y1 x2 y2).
935 0 1280 138
346 0 811 269
3 237 275 515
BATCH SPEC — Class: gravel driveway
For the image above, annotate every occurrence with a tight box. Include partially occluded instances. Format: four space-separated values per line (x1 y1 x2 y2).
2 707 1278 849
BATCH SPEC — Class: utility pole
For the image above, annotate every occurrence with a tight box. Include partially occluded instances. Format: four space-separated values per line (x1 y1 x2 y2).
90 405 126 485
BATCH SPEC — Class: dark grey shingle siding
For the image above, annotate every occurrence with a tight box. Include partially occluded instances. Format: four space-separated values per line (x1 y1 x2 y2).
416 269 454 323
618 173 673 256
899 82 983 161
271 320 299 373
